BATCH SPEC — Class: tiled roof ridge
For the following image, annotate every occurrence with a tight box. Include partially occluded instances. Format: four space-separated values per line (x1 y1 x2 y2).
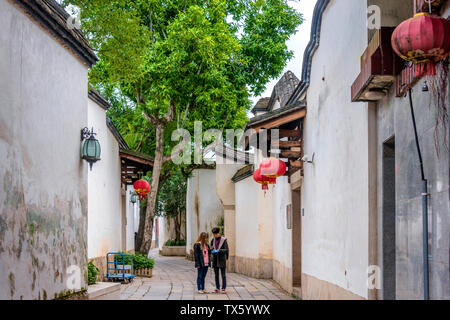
12 0 97 66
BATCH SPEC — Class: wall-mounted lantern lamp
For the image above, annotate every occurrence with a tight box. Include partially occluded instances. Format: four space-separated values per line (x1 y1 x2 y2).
81 127 101 171
130 191 137 204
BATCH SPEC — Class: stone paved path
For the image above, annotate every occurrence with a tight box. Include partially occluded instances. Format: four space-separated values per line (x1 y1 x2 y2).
120 250 294 300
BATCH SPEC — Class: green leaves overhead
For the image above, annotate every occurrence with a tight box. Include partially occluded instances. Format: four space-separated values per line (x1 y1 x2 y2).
63 0 302 151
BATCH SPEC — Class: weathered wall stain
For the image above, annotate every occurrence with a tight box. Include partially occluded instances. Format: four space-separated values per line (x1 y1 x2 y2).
0 119 12 144
0 167 88 299
195 192 200 234
8 272 15 298
0 215 7 246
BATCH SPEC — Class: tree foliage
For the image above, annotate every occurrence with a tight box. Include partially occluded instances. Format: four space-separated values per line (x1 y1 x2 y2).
64 0 302 134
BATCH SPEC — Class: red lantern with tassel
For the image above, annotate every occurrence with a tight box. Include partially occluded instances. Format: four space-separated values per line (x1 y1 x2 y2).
133 179 150 201
391 12 450 77
260 157 287 179
253 168 276 190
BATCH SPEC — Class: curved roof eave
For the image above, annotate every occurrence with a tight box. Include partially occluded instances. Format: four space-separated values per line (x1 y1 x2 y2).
286 0 331 105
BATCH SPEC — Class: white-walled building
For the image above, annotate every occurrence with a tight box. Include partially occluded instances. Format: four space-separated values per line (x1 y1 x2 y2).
87 89 141 278
212 0 449 301
0 0 96 299
0 0 152 298
285 0 449 300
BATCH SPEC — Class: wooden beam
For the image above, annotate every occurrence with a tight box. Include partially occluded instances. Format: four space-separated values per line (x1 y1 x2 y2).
278 129 301 139
252 109 306 131
272 140 301 148
280 151 302 158
289 160 303 168
120 152 154 166
287 166 301 177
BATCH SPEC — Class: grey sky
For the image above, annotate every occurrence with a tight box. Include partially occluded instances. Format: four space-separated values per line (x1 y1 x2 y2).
250 0 317 108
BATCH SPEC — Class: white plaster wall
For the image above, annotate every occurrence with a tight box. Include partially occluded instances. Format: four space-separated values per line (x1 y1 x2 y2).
301 0 370 299
272 177 292 269
125 185 136 251
133 198 140 234
215 159 246 261
257 184 274 260
235 177 259 259
87 99 123 259
186 169 224 254
158 216 167 251
216 161 245 206
0 0 88 299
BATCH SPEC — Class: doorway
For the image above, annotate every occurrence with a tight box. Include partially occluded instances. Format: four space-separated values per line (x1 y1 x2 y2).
382 137 396 300
292 189 302 289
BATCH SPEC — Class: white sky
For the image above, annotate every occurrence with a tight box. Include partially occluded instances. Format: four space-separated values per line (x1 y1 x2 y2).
250 0 317 107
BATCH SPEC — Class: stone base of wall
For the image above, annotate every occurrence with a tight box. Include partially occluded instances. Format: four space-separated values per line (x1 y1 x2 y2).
273 260 293 294
160 246 186 256
301 273 365 300
186 248 194 261
292 287 302 300
90 256 108 282
226 256 236 273
234 256 272 279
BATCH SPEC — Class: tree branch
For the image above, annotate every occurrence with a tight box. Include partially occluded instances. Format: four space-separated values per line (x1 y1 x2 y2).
142 111 159 125
162 135 187 164
163 99 176 123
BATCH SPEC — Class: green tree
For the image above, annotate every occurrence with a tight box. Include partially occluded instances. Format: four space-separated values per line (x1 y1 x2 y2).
63 0 303 255
156 169 187 242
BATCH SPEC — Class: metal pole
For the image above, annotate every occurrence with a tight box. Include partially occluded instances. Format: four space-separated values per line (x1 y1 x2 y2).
422 180 429 300
408 89 430 300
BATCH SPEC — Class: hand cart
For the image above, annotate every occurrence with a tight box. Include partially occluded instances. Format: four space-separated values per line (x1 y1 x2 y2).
106 252 135 283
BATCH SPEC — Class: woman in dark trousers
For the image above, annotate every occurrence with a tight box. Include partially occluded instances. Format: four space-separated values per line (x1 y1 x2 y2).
193 232 211 294
210 227 229 293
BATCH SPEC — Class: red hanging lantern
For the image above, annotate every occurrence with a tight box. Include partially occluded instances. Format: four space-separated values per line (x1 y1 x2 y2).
259 157 287 179
253 168 276 190
391 13 450 76
133 179 150 201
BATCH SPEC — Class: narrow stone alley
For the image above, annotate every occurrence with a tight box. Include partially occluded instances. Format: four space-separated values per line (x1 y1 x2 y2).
120 251 295 300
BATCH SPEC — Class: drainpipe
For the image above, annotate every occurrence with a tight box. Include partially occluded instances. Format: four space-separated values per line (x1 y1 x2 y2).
408 89 429 300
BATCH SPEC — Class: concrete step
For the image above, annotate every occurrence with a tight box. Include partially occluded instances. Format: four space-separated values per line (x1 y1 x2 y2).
88 282 121 300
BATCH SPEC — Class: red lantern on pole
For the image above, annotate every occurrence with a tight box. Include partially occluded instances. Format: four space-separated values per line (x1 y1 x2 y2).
133 179 150 201
391 13 450 76
260 157 287 179
253 168 276 190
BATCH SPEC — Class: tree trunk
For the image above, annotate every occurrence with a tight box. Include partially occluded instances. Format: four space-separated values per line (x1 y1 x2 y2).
139 123 165 255
136 204 146 250
174 213 181 242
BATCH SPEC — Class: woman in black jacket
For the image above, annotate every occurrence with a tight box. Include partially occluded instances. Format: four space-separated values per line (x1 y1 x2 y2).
193 232 211 294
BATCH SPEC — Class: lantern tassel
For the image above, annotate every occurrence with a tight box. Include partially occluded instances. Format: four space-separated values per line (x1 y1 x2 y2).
415 61 437 77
